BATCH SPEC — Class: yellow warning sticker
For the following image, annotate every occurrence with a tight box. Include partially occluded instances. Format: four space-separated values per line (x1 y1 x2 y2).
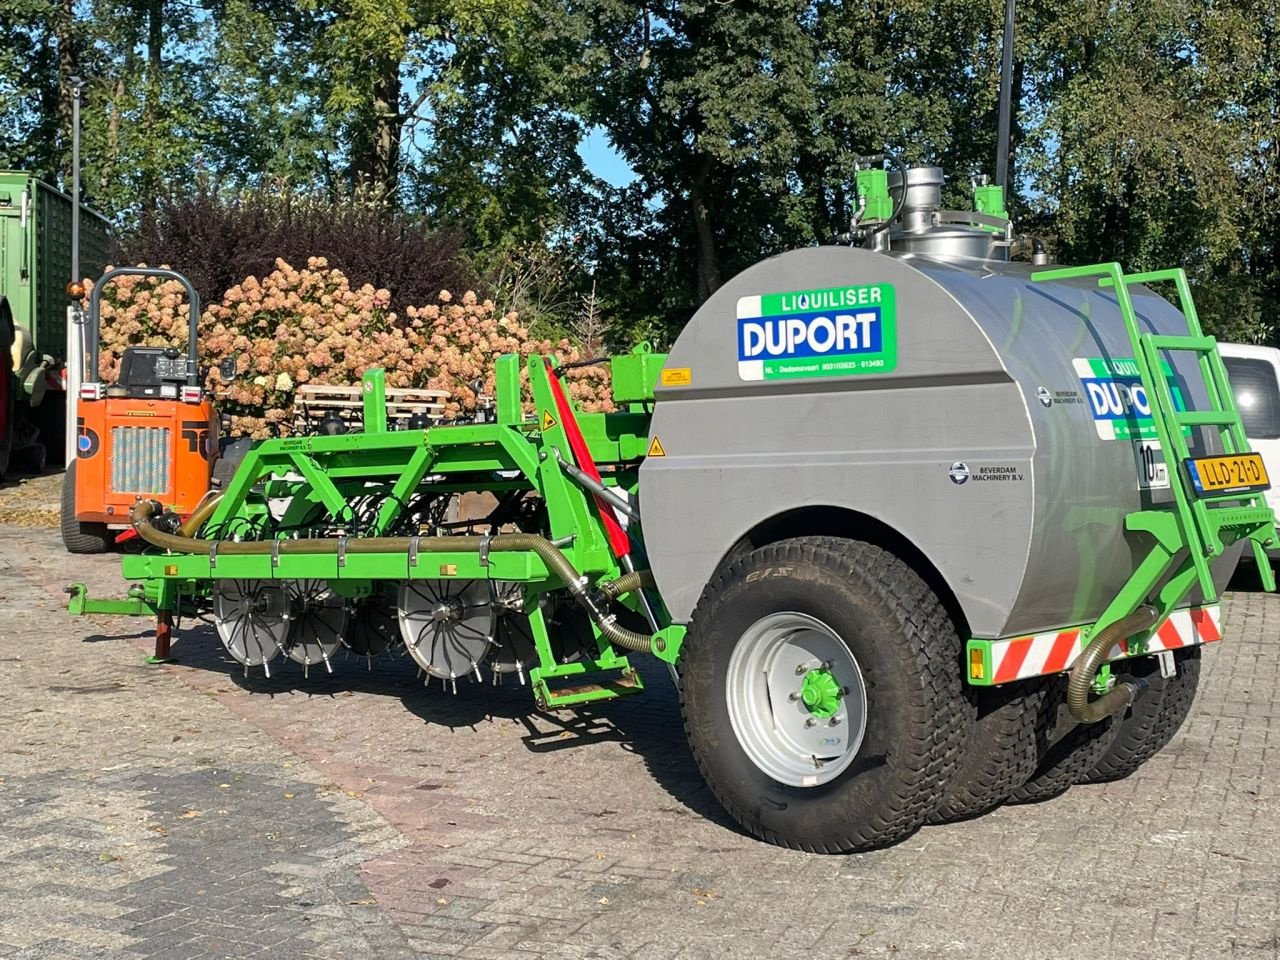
647 436 666 458
542 410 557 431
660 367 692 387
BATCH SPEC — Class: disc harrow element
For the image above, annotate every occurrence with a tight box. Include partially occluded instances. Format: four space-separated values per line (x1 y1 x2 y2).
343 586 400 657
397 579 494 682
281 579 348 675
489 581 536 683
213 579 289 672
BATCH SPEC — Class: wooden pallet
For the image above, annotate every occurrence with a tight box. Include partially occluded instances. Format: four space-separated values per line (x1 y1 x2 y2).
293 383 449 433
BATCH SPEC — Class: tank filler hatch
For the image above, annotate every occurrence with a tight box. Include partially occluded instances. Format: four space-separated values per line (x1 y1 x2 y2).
853 161 1015 261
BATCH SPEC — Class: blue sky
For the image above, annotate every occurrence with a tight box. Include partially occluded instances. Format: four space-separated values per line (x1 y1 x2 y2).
577 126 636 188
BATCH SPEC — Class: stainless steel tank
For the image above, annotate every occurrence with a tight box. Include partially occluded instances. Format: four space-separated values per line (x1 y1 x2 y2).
640 244 1235 640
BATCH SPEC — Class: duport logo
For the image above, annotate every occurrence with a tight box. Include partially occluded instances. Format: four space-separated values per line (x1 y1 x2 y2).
736 283 897 382
1072 357 1186 441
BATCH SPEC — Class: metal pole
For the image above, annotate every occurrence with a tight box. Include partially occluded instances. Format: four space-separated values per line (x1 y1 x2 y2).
66 76 85 462
70 76 82 285
994 0 1016 191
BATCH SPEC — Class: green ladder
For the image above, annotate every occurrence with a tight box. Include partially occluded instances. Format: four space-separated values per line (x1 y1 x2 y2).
1031 263 1277 641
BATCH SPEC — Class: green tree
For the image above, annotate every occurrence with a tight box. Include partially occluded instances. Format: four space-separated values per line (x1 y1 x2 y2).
309 0 529 199
0 0 71 181
444 0 1005 340
1016 0 1276 339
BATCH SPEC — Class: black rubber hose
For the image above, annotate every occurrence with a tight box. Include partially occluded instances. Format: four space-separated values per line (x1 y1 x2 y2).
131 500 657 653
1067 606 1159 723
867 148 910 238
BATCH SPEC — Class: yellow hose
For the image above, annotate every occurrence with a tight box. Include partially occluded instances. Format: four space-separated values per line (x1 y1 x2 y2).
178 491 224 538
1067 606 1159 723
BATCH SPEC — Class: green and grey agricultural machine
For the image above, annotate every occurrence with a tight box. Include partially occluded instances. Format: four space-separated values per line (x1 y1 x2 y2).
69 162 1277 852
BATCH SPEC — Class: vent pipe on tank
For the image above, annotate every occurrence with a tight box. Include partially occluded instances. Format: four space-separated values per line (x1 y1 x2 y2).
887 166 945 233
883 166 1009 260
995 0 1016 192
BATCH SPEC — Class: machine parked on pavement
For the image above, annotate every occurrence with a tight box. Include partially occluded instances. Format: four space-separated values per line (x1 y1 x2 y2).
61 267 218 553
69 163 1276 852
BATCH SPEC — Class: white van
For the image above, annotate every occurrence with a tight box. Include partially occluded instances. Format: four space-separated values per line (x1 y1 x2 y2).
1218 342 1280 536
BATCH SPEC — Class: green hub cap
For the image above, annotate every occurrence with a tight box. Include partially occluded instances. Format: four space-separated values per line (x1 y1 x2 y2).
800 667 842 718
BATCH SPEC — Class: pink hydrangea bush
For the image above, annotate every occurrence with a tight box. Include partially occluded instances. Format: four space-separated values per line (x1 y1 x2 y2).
93 259 611 438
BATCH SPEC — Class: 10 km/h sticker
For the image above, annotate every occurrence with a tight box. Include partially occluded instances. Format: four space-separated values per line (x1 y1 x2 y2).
1134 440 1171 490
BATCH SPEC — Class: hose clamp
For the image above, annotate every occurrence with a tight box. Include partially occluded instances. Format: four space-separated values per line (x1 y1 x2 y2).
408 536 420 568
208 540 218 569
479 534 493 568
337 536 348 569
270 539 281 569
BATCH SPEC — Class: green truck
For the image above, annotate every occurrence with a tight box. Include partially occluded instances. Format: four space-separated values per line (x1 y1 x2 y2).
0 170 111 478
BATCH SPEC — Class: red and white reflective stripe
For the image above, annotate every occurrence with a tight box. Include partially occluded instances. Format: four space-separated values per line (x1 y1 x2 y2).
988 605 1222 684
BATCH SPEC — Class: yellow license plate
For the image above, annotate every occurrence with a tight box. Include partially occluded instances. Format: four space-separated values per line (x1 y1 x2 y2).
1185 452 1271 496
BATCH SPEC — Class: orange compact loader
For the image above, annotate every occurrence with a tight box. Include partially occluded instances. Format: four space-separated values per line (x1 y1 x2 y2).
61 267 218 553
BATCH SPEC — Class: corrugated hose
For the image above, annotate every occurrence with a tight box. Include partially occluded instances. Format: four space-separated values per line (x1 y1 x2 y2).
1066 605 1159 723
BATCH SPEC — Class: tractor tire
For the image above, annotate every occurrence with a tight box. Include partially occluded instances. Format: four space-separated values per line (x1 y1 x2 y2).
930 679 1046 822
1083 648 1202 783
0 386 11 482
1008 675 1121 803
679 536 971 853
31 391 65 466
15 441 47 475
60 461 111 555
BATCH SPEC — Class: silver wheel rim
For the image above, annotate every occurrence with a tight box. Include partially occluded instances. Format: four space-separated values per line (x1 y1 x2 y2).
726 611 868 787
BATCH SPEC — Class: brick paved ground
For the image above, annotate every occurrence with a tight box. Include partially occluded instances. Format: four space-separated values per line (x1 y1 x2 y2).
1 514 1278 960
